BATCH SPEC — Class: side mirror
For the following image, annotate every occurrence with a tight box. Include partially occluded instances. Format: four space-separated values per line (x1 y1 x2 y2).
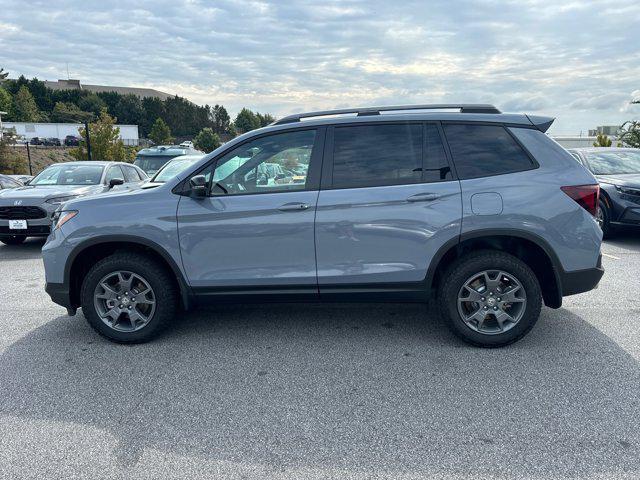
189 175 207 197
109 178 124 188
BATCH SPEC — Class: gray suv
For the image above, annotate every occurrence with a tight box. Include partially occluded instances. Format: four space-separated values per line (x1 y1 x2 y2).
0 161 148 245
42 104 604 347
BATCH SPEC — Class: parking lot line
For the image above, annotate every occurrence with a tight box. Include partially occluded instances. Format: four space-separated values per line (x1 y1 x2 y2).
602 253 621 260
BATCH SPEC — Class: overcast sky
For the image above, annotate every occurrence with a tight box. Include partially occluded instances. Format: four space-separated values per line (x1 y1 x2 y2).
1 0 639 134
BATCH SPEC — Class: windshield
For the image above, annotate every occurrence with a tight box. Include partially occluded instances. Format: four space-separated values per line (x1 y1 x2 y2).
134 155 174 175
152 157 201 183
30 164 104 186
584 151 640 175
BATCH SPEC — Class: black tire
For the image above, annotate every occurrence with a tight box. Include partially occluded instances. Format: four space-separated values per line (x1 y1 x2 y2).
80 252 178 343
598 200 614 239
438 250 542 347
0 235 26 245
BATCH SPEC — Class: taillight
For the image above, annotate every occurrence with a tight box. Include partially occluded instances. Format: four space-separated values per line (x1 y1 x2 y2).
561 184 600 217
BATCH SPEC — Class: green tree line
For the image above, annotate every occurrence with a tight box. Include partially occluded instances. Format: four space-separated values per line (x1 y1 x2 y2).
0 73 275 139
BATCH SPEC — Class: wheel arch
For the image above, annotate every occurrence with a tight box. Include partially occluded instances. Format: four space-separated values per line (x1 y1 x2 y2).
427 229 563 308
65 235 191 310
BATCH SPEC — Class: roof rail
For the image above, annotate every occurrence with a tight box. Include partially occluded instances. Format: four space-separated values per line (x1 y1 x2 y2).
273 104 501 125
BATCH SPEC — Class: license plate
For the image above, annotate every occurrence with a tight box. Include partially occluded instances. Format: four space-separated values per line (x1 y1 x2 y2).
8 219 27 230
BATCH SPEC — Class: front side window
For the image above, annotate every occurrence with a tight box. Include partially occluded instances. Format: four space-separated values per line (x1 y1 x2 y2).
105 166 125 183
444 124 535 179
332 123 422 188
122 166 141 183
30 164 104 186
203 129 316 195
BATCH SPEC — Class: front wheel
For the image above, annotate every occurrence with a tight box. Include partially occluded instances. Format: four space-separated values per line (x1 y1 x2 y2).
597 200 614 239
439 250 542 347
80 252 178 343
0 235 26 245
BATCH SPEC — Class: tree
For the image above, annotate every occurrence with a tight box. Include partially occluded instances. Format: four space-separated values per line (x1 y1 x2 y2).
0 87 11 114
11 85 40 121
618 121 640 148
210 104 231 134
0 67 8 80
193 128 221 152
78 93 107 117
256 112 275 127
50 101 93 123
593 133 612 147
114 94 145 126
149 117 173 144
71 109 134 161
234 108 261 134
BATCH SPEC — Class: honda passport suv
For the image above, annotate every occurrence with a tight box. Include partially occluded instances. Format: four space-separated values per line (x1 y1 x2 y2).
42 104 604 347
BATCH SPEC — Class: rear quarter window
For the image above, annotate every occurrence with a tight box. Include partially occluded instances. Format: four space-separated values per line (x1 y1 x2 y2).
443 124 535 179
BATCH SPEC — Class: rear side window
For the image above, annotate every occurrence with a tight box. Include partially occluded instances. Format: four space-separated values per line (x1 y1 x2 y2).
443 124 535 179
332 124 422 188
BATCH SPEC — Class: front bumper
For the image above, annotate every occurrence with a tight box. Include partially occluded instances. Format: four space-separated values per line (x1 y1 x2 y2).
559 254 604 296
45 282 74 310
0 223 51 237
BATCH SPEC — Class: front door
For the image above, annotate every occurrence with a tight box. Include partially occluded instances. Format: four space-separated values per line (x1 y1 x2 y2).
177 128 324 295
315 122 462 294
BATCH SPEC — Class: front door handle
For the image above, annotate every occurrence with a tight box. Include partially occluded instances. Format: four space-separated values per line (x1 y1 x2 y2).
278 202 310 212
407 193 439 203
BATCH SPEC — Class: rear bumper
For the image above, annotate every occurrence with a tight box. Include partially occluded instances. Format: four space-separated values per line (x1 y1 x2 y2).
45 282 73 309
559 254 604 297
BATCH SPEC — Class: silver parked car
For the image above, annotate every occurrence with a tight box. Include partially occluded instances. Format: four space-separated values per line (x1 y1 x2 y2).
0 161 148 245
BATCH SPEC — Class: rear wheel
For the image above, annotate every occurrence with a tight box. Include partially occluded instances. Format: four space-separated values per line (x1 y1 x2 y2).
0 235 26 245
439 250 542 347
80 252 177 343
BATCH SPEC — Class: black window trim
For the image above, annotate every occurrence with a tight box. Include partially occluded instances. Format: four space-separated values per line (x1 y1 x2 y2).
440 121 540 181
174 126 326 197
321 120 457 191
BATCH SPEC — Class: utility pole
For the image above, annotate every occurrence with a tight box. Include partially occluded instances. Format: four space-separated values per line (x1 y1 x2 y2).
0 110 6 141
25 141 33 175
84 121 92 160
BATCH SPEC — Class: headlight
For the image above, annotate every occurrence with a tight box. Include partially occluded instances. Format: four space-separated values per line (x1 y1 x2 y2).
46 195 79 205
52 210 78 230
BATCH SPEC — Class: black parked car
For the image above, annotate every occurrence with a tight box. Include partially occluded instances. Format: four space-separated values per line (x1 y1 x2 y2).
29 137 44 145
568 147 640 237
43 137 62 146
64 135 81 146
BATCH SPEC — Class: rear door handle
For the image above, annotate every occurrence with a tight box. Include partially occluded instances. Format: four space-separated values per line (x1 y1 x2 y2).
278 202 310 212
407 193 439 203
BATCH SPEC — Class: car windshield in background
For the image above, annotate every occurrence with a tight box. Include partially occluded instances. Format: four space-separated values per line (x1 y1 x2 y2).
152 158 201 183
585 151 640 175
30 164 104 186
134 156 171 175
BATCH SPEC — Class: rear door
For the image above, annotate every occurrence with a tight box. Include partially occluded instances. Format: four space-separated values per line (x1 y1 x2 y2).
315 122 462 294
177 128 324 293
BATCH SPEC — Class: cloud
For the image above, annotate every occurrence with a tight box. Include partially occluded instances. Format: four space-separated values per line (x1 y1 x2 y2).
0 0 639 133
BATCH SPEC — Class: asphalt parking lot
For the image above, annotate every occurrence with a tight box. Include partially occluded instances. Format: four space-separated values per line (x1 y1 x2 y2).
0 234 638 479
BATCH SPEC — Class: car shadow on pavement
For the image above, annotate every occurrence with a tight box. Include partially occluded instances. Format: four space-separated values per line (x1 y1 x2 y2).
1 303 638 478
0 237 46 260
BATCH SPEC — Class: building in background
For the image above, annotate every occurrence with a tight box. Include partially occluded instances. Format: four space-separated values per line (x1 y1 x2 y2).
551 136 606 148
588 125 620 137
43 79 172 101
4 122 139 145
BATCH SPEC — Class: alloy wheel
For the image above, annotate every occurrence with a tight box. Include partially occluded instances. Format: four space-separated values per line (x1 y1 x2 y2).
457 270 527 335
93 270 156 332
